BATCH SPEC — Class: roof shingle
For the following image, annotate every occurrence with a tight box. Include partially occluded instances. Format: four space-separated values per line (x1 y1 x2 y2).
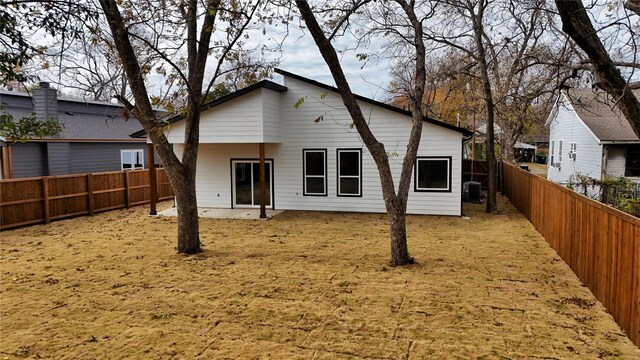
565 88 640 143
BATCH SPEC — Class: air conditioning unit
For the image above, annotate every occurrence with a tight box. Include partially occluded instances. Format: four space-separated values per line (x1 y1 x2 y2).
463 181 482 203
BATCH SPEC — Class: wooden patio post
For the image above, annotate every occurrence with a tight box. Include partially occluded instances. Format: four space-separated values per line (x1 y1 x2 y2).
259 143 266 219
147 143 157 215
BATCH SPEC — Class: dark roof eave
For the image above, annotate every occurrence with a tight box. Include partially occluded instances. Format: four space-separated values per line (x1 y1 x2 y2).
274 68 473 137
600 140 640 145
130 80 287 138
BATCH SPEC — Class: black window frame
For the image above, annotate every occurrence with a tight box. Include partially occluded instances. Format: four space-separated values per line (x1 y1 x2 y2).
337 148 362 197
414 156 452 193
302 149 328 196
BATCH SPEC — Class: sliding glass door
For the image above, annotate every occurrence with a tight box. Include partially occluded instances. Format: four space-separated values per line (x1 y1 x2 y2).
232 160 272 208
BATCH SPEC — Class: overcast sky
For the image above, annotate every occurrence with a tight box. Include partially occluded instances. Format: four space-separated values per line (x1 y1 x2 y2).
259 25 394 102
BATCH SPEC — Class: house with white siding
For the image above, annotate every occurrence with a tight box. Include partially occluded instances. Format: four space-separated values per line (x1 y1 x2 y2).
545 88 640 184
134 69 473 216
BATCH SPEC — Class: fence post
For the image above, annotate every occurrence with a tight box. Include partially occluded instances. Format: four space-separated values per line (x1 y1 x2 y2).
124 171 130 208
42 177 50 224
87 173 94 215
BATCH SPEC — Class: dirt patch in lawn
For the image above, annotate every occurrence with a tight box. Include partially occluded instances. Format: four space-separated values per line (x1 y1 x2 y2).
1 197 638 359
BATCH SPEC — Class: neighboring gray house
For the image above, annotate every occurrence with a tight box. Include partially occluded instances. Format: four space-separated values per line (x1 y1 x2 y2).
0 83 156 179
545 88 640 184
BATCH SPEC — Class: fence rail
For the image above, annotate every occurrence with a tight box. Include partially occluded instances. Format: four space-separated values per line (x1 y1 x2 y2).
1 169 173 230
502 162 639 348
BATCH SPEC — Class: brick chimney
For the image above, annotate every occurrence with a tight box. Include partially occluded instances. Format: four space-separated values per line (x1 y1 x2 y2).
32 82 58 122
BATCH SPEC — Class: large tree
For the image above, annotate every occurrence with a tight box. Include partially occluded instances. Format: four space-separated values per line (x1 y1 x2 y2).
555 0 640 138
98 0 271 253
294 0 433 265
1 1 93 83
419 0 498 213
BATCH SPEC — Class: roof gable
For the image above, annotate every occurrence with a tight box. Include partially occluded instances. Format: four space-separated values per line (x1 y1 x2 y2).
274 69 472 136
562 88 640 143
130 80 287 138
132 70 473 138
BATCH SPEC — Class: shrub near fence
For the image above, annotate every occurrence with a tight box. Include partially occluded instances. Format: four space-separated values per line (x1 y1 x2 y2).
0 169 174 230
502 162 640 348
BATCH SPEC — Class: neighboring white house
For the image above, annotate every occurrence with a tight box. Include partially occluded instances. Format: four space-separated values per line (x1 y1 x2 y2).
545 88 640 184
135 69 473 216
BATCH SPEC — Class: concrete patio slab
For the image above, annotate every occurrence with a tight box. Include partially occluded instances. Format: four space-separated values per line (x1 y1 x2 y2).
155 207 284 220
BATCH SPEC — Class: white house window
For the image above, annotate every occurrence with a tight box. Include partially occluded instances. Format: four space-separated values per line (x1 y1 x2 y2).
569 142 577 161
550 140 555 166
558 140 563 162
415 157 451 192
337 149 361 196
121 149 144 170
303 149 327 196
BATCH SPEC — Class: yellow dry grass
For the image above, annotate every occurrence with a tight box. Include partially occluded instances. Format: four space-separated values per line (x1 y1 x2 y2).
1 196 639 359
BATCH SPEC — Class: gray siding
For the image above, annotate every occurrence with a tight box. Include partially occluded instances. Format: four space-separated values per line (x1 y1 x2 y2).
68 142 148 174
46 143 70 175
11 142 47 178
8 142 154 178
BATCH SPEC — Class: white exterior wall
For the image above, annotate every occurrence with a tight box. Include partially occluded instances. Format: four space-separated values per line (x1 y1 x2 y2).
174 143 275 209
166 89 282 144
173 76 464 216
262 89 282 142
547 95 603 183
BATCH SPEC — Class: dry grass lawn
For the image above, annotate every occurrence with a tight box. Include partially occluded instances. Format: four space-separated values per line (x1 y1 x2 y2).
1 196 639 359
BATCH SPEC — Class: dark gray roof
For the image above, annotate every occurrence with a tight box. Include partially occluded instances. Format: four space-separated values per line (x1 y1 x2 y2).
0 90 148 140
565 88 640 143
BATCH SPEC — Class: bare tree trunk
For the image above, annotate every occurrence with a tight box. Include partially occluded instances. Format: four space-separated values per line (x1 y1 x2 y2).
388 198 410 265
99 0 205 254
624 0 640 16
295 0 423 266
174 171 200 253
470 0 497 213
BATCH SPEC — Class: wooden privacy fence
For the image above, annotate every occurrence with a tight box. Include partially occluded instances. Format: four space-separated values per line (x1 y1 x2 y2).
502 162 639 347
1 169 174 230
462 159 501 190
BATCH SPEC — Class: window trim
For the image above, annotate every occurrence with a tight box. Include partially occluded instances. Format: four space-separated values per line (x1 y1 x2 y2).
414 156 452 193
337 148 362 197
302 149 327 196
121 149 144 171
